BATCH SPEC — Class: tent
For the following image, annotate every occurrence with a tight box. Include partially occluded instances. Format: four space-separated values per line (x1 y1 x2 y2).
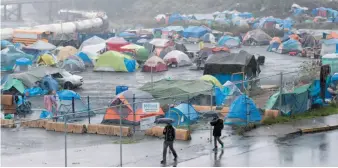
77 52 94 67
201 33 216 43
200 75 222 88
13 58 32 72
215 81 242 106
79 36 106 51
218 35 241 48
149 38 169 48
204 50 260 84
102 89 164 125
224 95 261 125
106 37 130 52
267 37 282 52
277 39 302 54
301 34 317 48
1 46 34 71
135 48 149 62
118 32 137 38
40 76 58 92
94 51 138 72
140 79 213 105
37 54 56 66
2 78 25 94
57 46 78 61
182 26 209 38
322 53 338 75
57 90 95 118
243 29 272 46
142 56 168 72
1 40 13 49
168 13 186 24
159 46 175 58
165 103 199 126
120 44 144 50
163 50 192 67
24 40 56 51
321 39 338 56
61 59 85 73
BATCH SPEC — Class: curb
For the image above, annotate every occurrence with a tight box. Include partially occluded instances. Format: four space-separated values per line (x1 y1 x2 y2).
300 125 338 134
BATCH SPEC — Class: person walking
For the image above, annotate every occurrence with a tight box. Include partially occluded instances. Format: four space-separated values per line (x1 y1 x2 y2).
210 116 224 151
161 123 178 164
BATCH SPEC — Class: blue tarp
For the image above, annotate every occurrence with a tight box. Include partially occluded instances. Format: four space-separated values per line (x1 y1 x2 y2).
213 74 247 88
40 76 58 92
201 33 216 43
267 42 281 52
168 13 187 24
40 110 52 119
118 32 137 38
57 90 80 100
1 46 34 71
24 87 49 97
15 58 32 66
1 40 12 48
165 103 199 126
225 95 261 125
182 26 208 38
279 39 302 53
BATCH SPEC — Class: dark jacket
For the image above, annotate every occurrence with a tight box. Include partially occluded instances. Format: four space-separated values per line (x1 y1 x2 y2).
210 118 224 137
163 124 176 141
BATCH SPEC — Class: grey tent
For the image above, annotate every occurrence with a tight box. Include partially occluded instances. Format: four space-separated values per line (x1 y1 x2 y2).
243 29 272 46
24 40 56 51
79 36 106 51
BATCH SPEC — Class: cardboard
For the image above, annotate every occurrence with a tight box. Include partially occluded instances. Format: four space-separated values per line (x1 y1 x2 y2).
1 119 15 128
145 126 191 141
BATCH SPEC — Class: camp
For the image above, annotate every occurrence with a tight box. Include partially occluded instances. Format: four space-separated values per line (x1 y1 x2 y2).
165 103 199 127
102 89 165 125
94 51 138 72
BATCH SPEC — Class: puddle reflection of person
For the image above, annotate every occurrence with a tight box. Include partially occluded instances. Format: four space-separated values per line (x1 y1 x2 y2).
214 149 224 167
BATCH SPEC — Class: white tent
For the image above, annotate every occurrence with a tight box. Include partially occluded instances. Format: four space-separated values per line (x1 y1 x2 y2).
163 50 192 67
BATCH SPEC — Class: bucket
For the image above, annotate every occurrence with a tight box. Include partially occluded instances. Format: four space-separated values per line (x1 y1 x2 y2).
116 85 128 95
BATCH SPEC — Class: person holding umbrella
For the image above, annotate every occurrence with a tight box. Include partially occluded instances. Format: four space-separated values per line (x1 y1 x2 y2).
160 120 178 164
210 115 224 151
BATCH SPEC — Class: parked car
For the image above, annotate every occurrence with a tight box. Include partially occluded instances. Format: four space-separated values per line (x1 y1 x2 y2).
51 70 83 89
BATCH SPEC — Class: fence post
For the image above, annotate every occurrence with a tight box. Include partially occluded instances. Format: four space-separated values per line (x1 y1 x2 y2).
72 97 75 118
64 113 68 167
187 95 190 132
279 72 283 116
87 96 90 124
119 104 123 167
210 88 213 143
133 94 136 135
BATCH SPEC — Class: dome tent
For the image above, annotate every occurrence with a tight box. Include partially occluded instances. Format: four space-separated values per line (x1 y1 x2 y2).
1 45 34 71
218 35 241 48
61 59 86 73
165 103 199 127
13 58 32 72
163 50 192 67
57 46 78 61
37 54 56 66
77 52 94 67
94 51 138 72
142 56 168 72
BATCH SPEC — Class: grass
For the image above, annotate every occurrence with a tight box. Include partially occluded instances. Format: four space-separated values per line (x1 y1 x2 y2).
262 105 338 125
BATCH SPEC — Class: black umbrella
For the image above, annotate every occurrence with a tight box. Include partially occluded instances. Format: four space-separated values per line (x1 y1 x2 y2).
156 118 175 124
202 111 219 118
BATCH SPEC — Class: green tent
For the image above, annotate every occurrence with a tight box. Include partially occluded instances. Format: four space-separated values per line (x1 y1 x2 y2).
94 51 139 72
2 78 25 94
139 79 213 104
136 48 149 62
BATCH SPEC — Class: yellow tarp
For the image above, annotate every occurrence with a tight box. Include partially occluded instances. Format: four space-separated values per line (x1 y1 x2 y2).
200 75 222 88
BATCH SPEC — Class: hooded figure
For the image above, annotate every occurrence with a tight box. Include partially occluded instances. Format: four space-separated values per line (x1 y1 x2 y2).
161 123 178 164
210 116 224 150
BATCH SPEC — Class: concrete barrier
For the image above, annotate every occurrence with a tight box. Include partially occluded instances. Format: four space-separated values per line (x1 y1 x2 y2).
0 119 15 128
87 124 131 136
45 121 86 134
21 120 48 128
145 126 191 141
300 125 338 134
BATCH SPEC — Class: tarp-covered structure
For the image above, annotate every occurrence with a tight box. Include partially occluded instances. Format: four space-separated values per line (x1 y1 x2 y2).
139 79 213 104
94 51 138 72
163 50 192 67
218 35 241 48
243 29 272 46
2 78 25 94
102 89 164 125
142 56 168 72
277 39 303 54
182 26 209 38
204 50 260 84
165 103 199 126
1 46 34 71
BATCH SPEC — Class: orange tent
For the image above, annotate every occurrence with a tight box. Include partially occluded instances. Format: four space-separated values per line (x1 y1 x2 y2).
326 32 338 39
102 89 164 125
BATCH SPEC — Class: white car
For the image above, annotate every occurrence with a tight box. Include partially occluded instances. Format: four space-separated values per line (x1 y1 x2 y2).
51 70 83 89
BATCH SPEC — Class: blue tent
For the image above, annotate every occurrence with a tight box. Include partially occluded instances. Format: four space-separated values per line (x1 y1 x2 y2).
1 40 13 49
224 95 261 125
1 46 34 71
182 26 208 38
168 13 186 24
57 90 80 100
118 32 136 38
77 52 94 66
165 103 199 126
267 41 281 52
278 39 302 54
218 35 241 48
40 76 59 92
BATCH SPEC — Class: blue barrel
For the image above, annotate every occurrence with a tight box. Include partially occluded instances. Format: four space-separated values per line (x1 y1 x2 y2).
116 85 128 95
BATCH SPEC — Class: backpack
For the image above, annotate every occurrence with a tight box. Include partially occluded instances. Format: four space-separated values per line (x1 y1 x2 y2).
165 126 175 141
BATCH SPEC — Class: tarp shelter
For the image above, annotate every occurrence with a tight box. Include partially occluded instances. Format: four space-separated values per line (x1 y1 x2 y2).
321 39 338 56
267 37 282 52
142 56 168 72
218 35 241 48
200 75 222 88
224 95 261 125
165 103 199 126
201 33 216 43
149 38 169 48
277 39 303 54
24 40 56 51
1 46 34 71
78 36 106 51
77 52 94 67
182 26 209 38
57 90 95 118
37 54 56 66
102 89 164 125
162 26 184 34
243 29 272 46
140 79 213 105
61 59 85 73
94 51 138 72
322 53 338 75
163 50 192 67
106 37 130 52
2 78 25 94
13 58 32 72
57 46 78 61
265 84 312 116
204 50 260 84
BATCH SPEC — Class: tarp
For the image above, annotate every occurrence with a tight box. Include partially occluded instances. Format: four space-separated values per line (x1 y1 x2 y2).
24 40 56 51
1 40 12 49
201 33 216 43
182 26 208 38
149 38 169 47
78 36 105 51
218 35 241 48
40 76 58 92
118 32 136 38
163 50 192 67
301 34 317 48
2 78 25 94
321 39 338 56
165 103 199 126
168 13 187 24
224 95 261 125
94 51 138 72
142 56 168 72
243 29 272 45
1 46 34 71
277 39 302 54
267 37 282 52
162 26 184 32
139 79 213 105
